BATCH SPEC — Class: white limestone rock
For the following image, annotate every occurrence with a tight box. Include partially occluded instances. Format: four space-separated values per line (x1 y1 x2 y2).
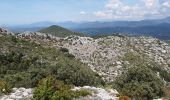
0 88 33 100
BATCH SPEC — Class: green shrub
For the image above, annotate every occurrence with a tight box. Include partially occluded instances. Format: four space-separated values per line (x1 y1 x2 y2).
151 66 170 82
53 61 103 86
113 66 165 100
73 89 92 97
33 77 57 100
60 47 69 53
33 77 91 100
66 53 75 58
0 35 103 88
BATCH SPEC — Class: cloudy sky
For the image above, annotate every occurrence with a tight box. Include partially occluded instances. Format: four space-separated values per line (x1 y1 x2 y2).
0 0 170 24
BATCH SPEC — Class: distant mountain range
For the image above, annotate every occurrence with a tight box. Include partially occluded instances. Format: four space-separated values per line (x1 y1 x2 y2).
73 23 170 40
71 17 170 29
6 16 170 40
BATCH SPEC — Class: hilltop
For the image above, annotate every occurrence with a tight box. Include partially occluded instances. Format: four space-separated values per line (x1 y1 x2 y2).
38 25 83 37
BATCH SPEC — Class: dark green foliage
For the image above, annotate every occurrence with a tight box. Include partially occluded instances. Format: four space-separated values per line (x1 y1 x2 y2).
91 34 125 39
0 35 103 88
122 52 170 82
118 52 169 99
33 76 60 100
113 66 165 99
52 60 103 86
150 66 170 82
59 48 76 58
33 77 91 100
60 47 69 53
39 25 84 37
66 53 75 58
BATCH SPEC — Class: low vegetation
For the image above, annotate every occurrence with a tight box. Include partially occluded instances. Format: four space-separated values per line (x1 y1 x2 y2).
0 35 103 89
33 76 92 100
112 52 169 99
114 66 165 99
122 52 170 82
0 33 170 99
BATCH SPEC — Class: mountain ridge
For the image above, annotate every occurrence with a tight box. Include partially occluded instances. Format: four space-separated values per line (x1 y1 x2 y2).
5 16 170 40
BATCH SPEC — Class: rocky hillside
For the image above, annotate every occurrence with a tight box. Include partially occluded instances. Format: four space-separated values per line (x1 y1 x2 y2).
1 28 170 99
0 28 106 99
10 29 170 83
59 36 170 82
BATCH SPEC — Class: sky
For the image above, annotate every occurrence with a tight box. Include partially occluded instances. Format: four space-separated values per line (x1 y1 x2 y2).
0 0 170 25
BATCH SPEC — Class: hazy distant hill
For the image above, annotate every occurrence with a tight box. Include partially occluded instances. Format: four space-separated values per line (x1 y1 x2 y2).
6 16 170 40
38 25 83 37
70 17 170 29
73 23 170 40
9 27 45 33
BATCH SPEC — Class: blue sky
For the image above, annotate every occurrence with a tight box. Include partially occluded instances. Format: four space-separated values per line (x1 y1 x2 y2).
0 0 170 25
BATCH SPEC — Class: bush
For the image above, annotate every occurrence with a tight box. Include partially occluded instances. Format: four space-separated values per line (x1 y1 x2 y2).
52 61 103 86
113 66 165 100
33 76 58 100
163 86 170 99
0 80 12 95
33 77 91 100
66 53 75 58
0 36 103 89
60 48 69 53
73 89 92 97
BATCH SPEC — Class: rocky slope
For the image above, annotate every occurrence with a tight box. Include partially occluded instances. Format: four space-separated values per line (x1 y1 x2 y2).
60 35 170 82
0 88 33 100
72 86 119 100
0 28 170 99
0 86 119 100
6 29 170 83
0 28 14 35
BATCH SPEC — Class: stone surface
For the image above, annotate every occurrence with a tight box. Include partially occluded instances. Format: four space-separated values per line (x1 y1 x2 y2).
7 32 170 82
59 36 170 82
72 86 119 100
0 86 119 100
0 88 33 100
0 28 14 35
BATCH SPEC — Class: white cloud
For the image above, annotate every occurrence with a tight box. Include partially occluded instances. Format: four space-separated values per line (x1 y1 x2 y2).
94 11 112 19
80 11 86 15
162 1 170 8
105 0 122 9
143 0 159 9
94 0 170 20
